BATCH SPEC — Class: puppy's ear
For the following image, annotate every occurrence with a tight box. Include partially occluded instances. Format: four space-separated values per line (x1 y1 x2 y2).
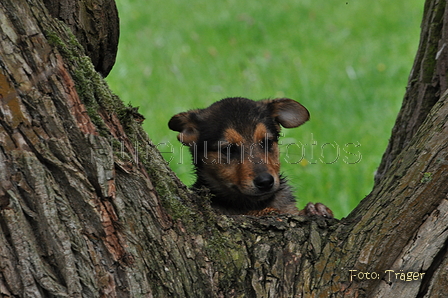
266 98 310 128
168 110 200 145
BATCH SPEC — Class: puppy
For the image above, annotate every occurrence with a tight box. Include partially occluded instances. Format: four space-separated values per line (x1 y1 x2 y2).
169 97 333 217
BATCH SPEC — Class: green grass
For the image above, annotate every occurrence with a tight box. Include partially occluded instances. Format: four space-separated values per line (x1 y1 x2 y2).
107 0 424 219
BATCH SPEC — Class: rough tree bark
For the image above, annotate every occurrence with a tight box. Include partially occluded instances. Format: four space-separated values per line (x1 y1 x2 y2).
0 0 447 297
375 0 448 185
42 0 119 76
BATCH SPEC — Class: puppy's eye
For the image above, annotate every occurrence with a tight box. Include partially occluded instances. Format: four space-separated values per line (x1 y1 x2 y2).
229 144 240 155
220 144 240 157
220 146 228 155
260 139 274 150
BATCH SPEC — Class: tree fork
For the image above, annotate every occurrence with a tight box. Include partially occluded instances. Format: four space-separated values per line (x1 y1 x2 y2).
1 0 447 297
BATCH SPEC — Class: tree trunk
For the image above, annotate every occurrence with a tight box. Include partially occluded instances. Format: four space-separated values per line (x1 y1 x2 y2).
0 0 447 297
374 0 448 185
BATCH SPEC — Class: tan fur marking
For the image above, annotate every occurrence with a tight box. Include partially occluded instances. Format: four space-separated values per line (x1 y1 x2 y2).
203 151 241 182
237 160 256 187
267 143 280 171
224 128 244 144
253 123 268 143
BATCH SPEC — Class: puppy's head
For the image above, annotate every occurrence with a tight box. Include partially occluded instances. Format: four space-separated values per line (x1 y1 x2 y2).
168 97 309 203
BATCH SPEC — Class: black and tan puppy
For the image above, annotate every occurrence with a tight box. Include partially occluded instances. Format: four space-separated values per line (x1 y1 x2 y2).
169 97 332 217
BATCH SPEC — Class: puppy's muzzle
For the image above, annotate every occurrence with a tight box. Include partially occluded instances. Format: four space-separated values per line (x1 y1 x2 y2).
253 173 275 192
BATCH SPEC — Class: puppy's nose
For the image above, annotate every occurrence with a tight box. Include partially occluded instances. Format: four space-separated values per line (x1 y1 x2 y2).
254 173 274 191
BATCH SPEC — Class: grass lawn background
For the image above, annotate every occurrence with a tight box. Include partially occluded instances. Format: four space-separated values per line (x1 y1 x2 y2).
106 0 424 219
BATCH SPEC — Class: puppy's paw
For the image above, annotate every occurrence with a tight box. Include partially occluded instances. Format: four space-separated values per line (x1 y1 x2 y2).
299 202 334 218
